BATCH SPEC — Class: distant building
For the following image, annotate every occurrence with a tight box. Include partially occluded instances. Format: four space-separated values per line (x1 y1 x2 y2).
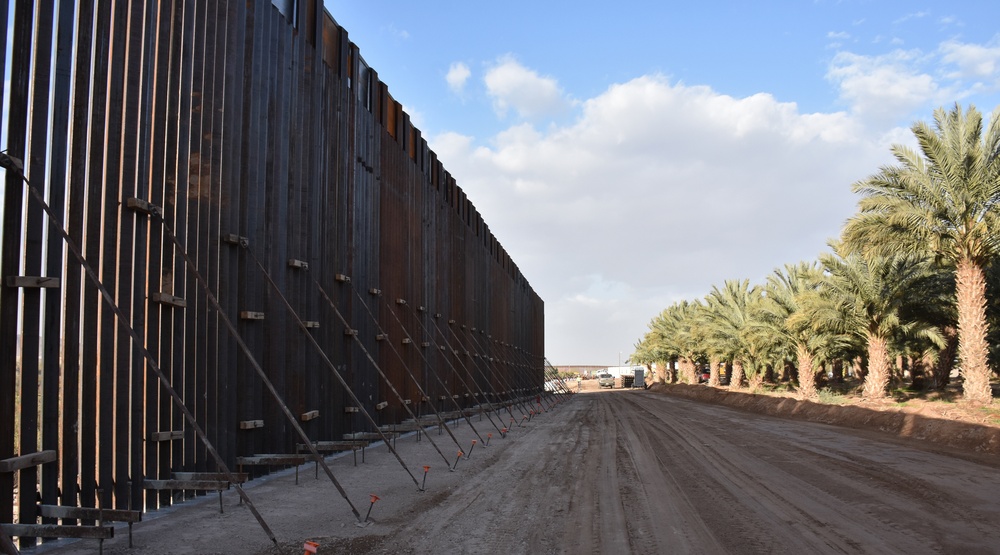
553 365 606 377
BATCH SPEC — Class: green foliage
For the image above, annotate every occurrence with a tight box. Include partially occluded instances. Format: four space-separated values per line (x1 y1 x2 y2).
816 388 848 405
634 103 1000 401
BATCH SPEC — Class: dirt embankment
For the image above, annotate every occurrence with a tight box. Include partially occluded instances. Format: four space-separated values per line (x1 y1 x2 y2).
649 383 1000 457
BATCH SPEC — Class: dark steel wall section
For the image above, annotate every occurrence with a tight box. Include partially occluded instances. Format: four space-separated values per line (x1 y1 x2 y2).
0 0 544 529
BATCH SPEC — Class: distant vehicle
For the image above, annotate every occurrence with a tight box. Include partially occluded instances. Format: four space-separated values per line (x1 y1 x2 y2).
598 373 615 388
698 369 710 383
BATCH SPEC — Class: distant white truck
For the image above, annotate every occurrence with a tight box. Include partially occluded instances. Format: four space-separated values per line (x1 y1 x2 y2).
603 366 645 378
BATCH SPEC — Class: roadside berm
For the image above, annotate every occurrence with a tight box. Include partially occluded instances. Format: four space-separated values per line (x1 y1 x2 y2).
650 382 1000 457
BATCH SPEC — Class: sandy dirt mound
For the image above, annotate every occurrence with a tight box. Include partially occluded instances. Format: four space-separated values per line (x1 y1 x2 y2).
648 383 1000 457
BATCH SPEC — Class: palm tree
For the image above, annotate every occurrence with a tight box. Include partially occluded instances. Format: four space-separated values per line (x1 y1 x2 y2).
812 246 944 398
650 301 708 384
895 263 956 389
633 330 668 383
703 279 765 390
842 104 1000 404
754 262 824 399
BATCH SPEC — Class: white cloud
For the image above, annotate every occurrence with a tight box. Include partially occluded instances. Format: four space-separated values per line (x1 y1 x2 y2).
938 15 959 27
430 74 889 363
827 50 944 125
446 62 471 94
894 11 929 25
826 36 1000 129
939 39 1000 81
483 55 570 120
385 24 409 40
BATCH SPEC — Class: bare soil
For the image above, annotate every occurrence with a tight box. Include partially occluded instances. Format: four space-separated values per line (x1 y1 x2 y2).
28 380 1000 554
655 382 1000 459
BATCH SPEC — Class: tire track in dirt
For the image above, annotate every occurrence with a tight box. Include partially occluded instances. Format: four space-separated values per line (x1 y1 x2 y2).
43 387 1000 554
618 390 1000 554
605 392 726 553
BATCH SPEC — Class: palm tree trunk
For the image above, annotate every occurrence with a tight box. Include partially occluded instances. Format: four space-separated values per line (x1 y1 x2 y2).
911 351 934 390
796 343 817 399
709 357 721 386
681 357 698 384
730 360 745 389
764 364 775 384
853 356 867 382
863 334 891 398
929 327 956 390
956 257 993 404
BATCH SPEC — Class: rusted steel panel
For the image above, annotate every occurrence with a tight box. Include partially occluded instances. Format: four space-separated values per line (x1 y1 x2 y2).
80 0 112 517
237 0 267 466
218 0 247 473
0 1 31 535
43 0 74 521
18 2 55 534
260 7 289 455
120 0 152 512
182 0 206 479
0 2 544 525
61 0 94 516
103 0 132 512
285 15 309 451
204 0 226 469
300 4 326 444
172 0 196 489
160 0 193 508
145 0 174 512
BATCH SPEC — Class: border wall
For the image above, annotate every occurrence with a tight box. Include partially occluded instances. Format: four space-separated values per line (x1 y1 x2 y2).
0 0 544 540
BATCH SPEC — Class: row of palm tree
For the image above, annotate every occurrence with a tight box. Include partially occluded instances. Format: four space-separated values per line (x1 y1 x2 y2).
633 104 1000 404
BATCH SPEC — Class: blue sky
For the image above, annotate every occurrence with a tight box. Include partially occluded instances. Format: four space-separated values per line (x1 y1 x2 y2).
325 1 1000 367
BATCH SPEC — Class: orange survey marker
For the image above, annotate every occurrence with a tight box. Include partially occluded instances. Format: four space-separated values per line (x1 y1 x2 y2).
303 540 319 554
364 494 380 522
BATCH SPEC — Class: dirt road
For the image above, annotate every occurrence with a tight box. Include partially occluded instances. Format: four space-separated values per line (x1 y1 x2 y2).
34 386 1000 554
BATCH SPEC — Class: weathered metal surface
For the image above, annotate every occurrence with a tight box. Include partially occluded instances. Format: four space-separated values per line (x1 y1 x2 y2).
0 0 544 535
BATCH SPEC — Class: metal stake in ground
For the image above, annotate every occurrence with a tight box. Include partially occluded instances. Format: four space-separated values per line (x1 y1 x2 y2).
451 451 464 472
421 466 430 491
467 440 477 459
364 495 380 523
